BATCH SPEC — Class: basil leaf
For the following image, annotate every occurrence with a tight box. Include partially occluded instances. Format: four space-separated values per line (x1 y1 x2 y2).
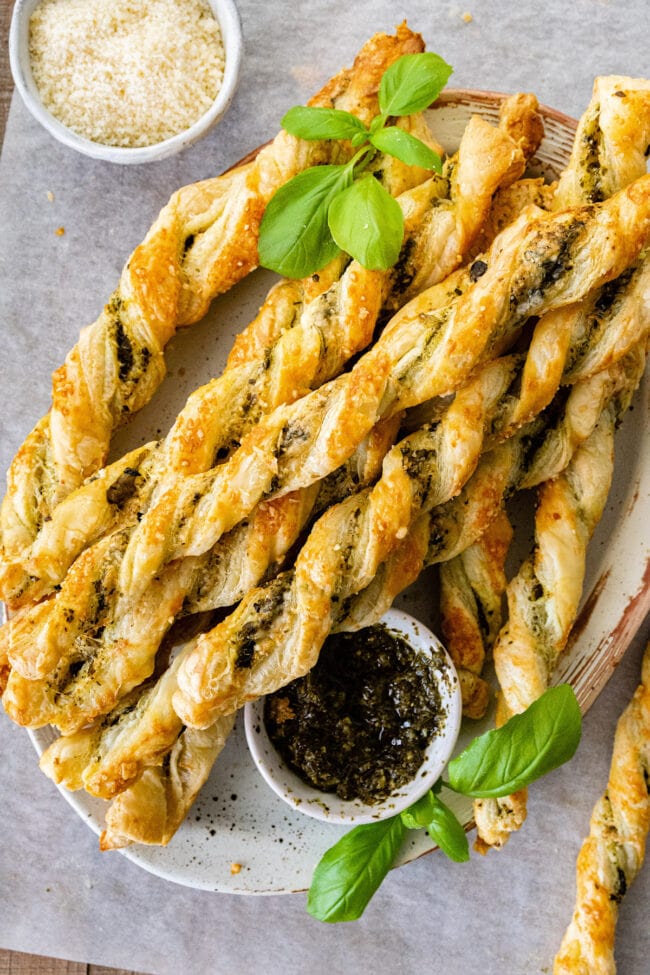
379 52 453 117
423 794 470 863
282 106 368 143
400 790 437 830
401 791 469 863
369 127 442 173
307 816 405 923
328 175 404 271
258 165 351 278
447 684 582 798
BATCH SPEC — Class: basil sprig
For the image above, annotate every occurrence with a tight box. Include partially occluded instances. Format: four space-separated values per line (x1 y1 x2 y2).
258 52 452 279
307 684 582 923
447 684 582 798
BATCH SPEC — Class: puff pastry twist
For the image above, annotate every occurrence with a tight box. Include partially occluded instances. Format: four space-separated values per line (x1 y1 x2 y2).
553 642 650 975
470 74 650 852
473 367 643 851
439 510 513 718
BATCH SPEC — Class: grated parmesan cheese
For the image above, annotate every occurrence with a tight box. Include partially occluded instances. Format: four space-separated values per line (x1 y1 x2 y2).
29 0 226 148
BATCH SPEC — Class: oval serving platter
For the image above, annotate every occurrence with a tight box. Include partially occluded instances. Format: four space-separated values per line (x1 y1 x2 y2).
25 91 650 893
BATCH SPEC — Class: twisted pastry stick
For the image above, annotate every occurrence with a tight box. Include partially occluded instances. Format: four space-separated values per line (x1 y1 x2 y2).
0 25 423 582
118 178 650 601
439 510 512 718
554 642 650 975
100 715 236 850
554 76 650 210
470 73 650 851
473 386 639 851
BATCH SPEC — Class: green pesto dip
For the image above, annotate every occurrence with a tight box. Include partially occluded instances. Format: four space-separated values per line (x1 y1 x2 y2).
264 623 445 804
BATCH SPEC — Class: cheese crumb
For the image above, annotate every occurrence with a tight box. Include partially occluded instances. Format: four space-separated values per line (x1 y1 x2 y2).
54 226 65 236
230 862 242 875
46 190 55 201
462 12 473 22
29 0 225 148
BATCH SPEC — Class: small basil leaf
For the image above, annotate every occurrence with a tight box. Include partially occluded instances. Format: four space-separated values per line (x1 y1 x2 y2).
307 816 406 923
369 127 442 173
328 175 404 271
424 794 470 863
258 165 351 278
379 52 453 117
282 106 368 142
447 684 582 798
400 790 436 830
401 790 469 863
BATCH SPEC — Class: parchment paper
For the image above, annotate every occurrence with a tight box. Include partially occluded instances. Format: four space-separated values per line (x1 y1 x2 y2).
1 2 649 973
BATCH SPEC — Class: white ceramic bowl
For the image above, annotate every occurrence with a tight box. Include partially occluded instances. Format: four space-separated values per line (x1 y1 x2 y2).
244 609 462 825
9 0 243 164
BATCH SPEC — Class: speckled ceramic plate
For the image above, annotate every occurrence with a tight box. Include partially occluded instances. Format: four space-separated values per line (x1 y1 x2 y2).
26 92 650 893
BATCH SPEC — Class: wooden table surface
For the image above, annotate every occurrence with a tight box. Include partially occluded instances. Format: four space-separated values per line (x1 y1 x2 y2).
0 4 142 974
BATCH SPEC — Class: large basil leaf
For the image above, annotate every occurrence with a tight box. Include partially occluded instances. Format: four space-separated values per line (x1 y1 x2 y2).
307 816 406 922
379 52 453 118
328 174 404 270
282 106 368 142
447 684 582 798
258 164 351 278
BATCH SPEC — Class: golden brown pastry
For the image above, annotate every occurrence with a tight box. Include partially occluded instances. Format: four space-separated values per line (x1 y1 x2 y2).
474 378 642 850
2 421 399 732
99 715 236 849
553 642 650 975
0 25 424 596
471 73 650 851
118 178 650 604
6 102 527 611
439 511 512 718
554 76 650 209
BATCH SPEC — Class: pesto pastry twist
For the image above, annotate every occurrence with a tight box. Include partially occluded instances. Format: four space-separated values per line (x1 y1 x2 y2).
473 389 638 851
470 73 650 851
119 179 650 602
439 510 513 719
554 642 650 975
0 25 424 594
554 76 650 210
99 715 236 850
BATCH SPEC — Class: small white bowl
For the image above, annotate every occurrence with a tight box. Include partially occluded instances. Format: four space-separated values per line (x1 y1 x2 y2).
9 0 243 164
244 609 462 825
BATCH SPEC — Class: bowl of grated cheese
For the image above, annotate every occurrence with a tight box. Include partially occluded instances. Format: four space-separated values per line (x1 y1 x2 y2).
9 0 243 163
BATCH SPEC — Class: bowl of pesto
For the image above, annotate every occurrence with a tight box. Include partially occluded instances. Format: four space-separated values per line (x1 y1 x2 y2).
244 609 462 825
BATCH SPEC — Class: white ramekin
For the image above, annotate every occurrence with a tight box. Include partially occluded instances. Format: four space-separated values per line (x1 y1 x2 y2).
244 609 462 825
